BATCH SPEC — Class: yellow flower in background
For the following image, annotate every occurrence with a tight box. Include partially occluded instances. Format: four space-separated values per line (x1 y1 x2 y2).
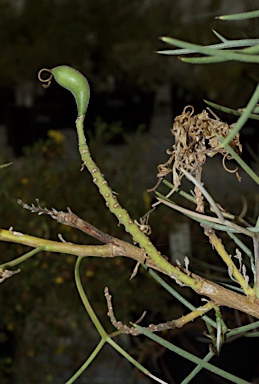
85 270 94 278
20 177 29 185
142 190 152 210
7 323 14 331
55 276 64 284
66 256 74 264
47 130 65 144
27 348 36 358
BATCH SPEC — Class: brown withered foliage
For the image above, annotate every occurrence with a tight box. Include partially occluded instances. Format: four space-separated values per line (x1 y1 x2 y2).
153 105 242 211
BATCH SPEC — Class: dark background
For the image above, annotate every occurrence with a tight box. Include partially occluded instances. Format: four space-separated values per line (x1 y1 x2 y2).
0 1 259 383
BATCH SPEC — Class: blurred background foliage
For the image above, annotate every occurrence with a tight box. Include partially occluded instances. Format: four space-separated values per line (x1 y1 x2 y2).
0 0 257 103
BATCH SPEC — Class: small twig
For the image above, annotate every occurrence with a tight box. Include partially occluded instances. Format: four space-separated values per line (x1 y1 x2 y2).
156 196 256 238
58 233 67 243
17 199 114 244
104 286 142 336
104 287 213 336
202 226 255 297
0 268 20 282
130 260 141 280
9 226 24 237
180 168 225 222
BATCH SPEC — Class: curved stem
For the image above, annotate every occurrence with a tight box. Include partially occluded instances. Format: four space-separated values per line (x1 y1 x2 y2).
0 246 46 268
74 256 107 338
65 338 105 384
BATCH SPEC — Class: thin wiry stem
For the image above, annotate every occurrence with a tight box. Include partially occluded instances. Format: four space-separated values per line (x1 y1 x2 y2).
253 235 259 297
180 168 225 222
156 195 256 238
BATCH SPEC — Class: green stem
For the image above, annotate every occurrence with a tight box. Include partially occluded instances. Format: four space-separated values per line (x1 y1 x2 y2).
227 320 259 338
74 256 107 338
76 115 197 288
221 83 259 147
181 351 214 384
135 324 251 384
180 168 225 222
0 246 46 268
0 228 116 257
160 36 259 64
107 338 167 384
74 256 167 384
253 235 259 297
216 135 259 185
204 100 259 121
218 9 259 20
65 339 105 384
146 266 217 328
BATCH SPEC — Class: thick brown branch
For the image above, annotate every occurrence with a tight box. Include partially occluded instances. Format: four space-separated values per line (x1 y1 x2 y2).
2 213 259 319
194 274 259 319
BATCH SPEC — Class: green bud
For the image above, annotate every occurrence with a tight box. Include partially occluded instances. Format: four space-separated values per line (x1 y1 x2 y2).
51 65 90 117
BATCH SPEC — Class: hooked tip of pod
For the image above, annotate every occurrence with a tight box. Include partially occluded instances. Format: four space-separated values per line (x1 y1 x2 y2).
38 65 90 117
38 68 53 89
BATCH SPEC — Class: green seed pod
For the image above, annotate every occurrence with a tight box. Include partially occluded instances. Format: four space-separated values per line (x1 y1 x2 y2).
51 65 90 117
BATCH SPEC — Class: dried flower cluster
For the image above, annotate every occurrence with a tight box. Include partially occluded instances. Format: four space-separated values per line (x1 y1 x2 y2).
156 105 242 191
151 105 242 212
